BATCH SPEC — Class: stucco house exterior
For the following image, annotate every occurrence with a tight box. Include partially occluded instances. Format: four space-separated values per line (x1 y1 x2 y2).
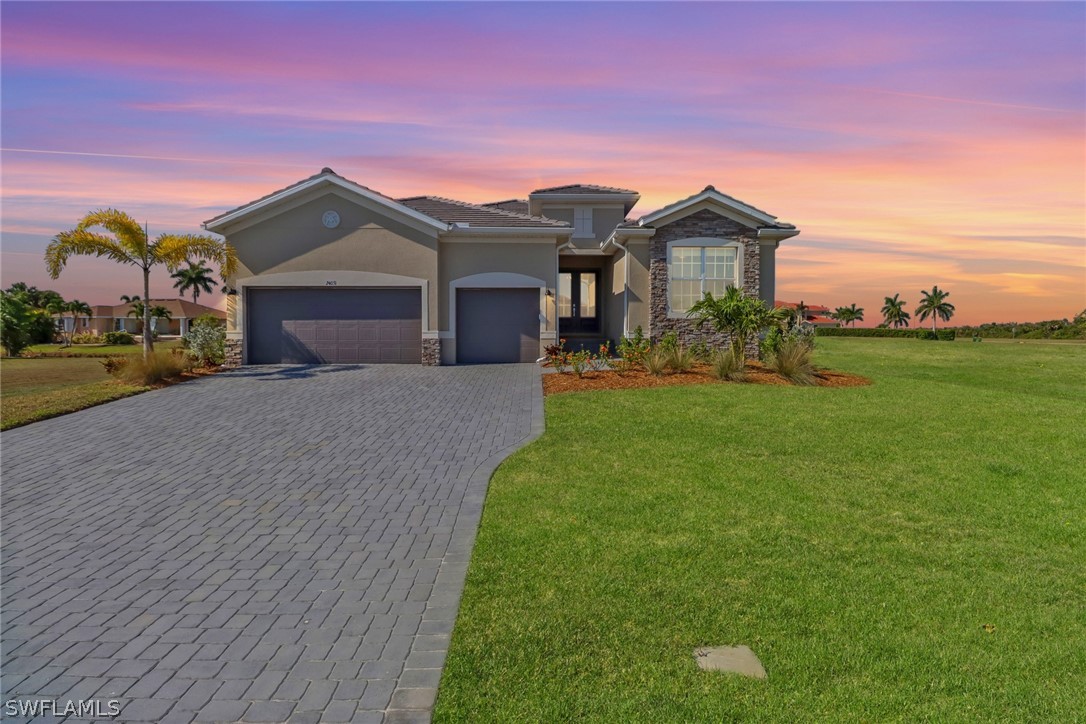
203 168 799 366
55 299 225 337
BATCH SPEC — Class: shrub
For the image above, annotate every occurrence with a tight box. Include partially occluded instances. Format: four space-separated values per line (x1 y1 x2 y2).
657 331 679 353
617 327 651 367
711 347 745 381
99 356 129 375
665 344 696 373
568 349 593 378
762 322 816 360
594 342 613 372
1 292 31 356
103 330 136 345
767 337 816 385
643 347 669 377
688 340 711 362
109 349 191 385
546 340 569 373
71 331 100 344
26 309 58 344
816 327 952 340
184 315 226 366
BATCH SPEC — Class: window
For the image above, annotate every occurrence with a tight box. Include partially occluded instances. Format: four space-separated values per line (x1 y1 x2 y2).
573 207 593 238
668 244 738 314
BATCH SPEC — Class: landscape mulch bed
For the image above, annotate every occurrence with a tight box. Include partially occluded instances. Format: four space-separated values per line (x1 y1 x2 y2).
542 362 870 396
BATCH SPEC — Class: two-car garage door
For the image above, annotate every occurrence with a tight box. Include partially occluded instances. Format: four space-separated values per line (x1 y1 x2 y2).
247 288 421 364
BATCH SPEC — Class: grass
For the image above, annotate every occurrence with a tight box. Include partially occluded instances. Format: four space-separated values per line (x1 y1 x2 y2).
25 340 183 357
1 357 147 430
435 337 1086 722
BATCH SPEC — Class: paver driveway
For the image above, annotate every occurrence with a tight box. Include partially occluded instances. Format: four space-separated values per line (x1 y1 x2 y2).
1 364 542 723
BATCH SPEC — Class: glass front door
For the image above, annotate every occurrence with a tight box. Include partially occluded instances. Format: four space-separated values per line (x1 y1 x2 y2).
558 271 600 335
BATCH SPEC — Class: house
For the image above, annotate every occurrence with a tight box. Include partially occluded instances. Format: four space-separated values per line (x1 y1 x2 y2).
203 168 800 366
56 299 226 337
775 301 840 328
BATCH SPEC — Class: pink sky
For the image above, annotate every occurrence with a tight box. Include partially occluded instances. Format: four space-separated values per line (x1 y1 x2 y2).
2 2 1083 325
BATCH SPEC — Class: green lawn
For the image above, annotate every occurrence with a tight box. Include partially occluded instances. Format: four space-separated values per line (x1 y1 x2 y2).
0 357 147 430
436 337 1086 722
25 340 183 357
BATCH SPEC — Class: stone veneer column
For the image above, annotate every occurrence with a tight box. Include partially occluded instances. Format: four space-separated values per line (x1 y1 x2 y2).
223 338 243 368
648 209 761 352
421 338 441 366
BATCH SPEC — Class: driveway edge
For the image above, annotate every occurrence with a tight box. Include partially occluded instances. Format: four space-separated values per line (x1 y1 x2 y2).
384 367 545 724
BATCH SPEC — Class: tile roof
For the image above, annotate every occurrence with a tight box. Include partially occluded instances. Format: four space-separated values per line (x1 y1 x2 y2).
481 199 531 215
397 196 570 228
204 167 399 227
640 185 794 228
530 184 639 195
776 301 831 313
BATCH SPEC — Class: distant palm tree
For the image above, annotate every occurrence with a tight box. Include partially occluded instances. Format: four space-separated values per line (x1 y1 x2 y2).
881 294 911 328
833 306 854 326
123 295 145 334
148 305 173 338
46 298 92 346
172 261 216 304
915 286 955 331
46 209 236 357
795 300 810 324
845 303 864 327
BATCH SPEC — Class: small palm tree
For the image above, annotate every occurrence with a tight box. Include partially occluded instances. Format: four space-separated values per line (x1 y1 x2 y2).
688 286 791 367
46 209 236 358
172 261 216 304
915 286 955 331
64 300 92 346
148 305 173 337
881 294 911 328
123 295 145 334
794 300 810 323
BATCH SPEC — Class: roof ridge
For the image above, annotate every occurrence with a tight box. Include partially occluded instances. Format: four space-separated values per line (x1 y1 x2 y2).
530 183 639 195
398 195 569 226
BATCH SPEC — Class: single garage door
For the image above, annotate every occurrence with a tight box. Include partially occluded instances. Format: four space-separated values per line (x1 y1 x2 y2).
456 288 540 364
247 288 421 364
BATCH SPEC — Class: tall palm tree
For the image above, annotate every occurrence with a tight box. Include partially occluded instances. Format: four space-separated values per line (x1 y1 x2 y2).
171 261 216 304
46 209 236 357
881 294 911 328
915 286 955 331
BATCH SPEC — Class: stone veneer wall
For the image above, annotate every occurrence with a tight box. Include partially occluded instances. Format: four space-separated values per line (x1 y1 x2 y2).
421 338 441 366
224 339 242 368
649 209 761 352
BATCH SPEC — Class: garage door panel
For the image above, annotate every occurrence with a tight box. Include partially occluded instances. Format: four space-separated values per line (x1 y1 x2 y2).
248 288 422 364
457 288 540 364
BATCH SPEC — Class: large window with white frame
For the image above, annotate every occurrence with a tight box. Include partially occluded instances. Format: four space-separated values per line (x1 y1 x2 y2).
668 243 739 314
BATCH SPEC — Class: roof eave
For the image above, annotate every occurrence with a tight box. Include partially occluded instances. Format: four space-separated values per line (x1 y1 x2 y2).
203 174 450 235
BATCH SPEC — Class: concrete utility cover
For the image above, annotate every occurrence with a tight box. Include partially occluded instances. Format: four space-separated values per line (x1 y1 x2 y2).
694 645 767 679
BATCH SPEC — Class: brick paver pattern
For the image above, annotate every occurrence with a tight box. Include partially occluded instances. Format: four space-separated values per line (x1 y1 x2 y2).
1 364 541 723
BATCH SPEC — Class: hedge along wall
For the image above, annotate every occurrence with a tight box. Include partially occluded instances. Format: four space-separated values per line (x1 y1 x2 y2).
816 327 955 341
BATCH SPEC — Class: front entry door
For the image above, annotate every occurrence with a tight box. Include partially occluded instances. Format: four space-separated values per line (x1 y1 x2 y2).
558 271 600 335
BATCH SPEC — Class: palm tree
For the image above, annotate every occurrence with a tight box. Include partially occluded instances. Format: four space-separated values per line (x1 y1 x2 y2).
148 305 173 338
794 300 810 324
688 286 791 367
66 300 92 345
172 261 216 304
46 209 236 357
833 306 855 326
915 286 955 331
845 303 864 327
122 295 144 334
881 294 911 328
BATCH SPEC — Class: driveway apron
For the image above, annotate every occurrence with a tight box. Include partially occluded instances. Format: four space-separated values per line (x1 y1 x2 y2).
1 364 542 723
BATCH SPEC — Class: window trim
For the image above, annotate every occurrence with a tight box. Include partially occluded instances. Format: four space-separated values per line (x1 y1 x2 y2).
665 237 744 317
573 207 594 238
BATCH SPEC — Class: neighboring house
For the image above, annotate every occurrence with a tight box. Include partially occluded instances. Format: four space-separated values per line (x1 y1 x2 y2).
203 168 800 366
55 299 225 337
775 301 840 328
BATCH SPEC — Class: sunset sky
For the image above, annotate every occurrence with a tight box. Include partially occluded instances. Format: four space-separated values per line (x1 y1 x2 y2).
2 1 1083 325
